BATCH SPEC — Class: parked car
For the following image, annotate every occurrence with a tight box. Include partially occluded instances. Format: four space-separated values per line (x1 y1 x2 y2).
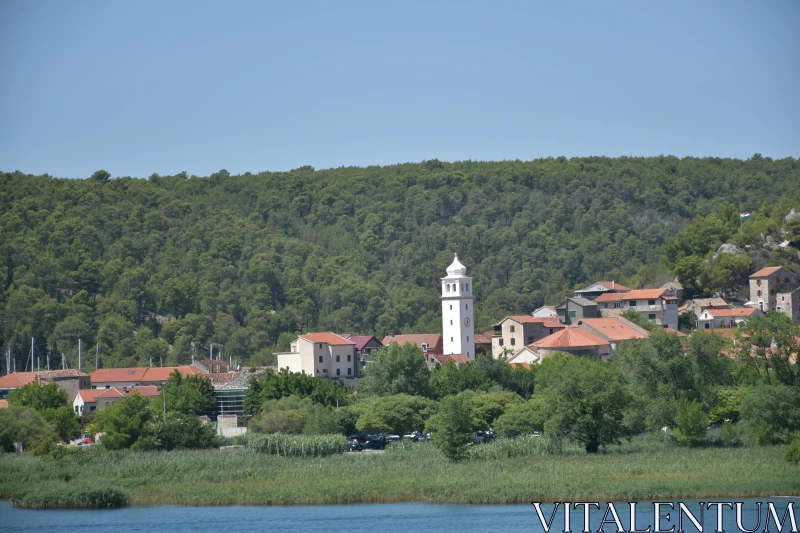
387 435 401 443
364 434 386 450
347 438 363 452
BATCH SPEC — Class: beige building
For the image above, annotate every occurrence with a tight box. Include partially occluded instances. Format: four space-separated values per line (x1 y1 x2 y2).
595 288 679 330
277 332 356 378
491 316 565 358
749 266 799 320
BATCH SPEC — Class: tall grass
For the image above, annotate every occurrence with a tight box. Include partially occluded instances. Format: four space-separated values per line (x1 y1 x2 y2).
12 485 130 509
0 444 796 506
247 433 345 457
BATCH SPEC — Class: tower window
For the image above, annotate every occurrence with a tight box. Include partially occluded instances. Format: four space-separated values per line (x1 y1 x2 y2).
467 336 469 341
466 304 468 310
451 337 453 342
450 305 452 310
450 320 453 325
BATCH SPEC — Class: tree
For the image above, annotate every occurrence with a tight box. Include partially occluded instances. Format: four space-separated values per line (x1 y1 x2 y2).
536 354 630 453
160 370 216 416
0 407 57 453
468 391 524 428
49 406 81 441
429 361 491 398
355 394 437 435
249 396 314 434
735 313 800 386
427 394 480 462
739 384 800 445
89 169 111 182
672 399 707 447
494 397 547 437
138 413 218 451
8 382 67 411
359 343 431 397
89 392 153 450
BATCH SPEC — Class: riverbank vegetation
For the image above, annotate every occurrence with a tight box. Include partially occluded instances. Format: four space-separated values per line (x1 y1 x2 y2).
1 441 796 507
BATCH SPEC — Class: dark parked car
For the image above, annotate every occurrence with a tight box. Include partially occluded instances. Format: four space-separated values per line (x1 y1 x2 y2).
347 438 363 451
363 433 386 450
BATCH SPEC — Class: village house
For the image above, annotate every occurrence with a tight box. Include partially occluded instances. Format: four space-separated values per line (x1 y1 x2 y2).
491 316 566 358
474 331 493 354
427 353 471 369
277 332 357 378
696 307 763 330
0 369 90 402
573 316 649 351
555 297 600 324
530 327 612 361
346 335 383 375
531 305 558 318
573 280 631 301
595 288 679 330
73 385 160 414
381 333 443 367
89 365 206 389
661 281 684 304
678 297 730 317
749 266 800 320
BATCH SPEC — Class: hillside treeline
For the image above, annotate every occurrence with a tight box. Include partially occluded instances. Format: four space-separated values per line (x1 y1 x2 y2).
1 156 799 370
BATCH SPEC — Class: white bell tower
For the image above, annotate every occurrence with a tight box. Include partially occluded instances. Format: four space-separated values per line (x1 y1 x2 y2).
441 254 475 359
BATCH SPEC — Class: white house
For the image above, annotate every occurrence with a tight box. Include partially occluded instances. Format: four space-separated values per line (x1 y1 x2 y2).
277 332 357 377
696 307 763 329
531 305 558 319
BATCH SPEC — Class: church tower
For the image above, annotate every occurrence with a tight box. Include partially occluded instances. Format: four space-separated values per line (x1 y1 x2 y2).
441 254 475 359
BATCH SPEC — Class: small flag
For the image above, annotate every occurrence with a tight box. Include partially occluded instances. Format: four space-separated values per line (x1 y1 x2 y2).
740 212 750 220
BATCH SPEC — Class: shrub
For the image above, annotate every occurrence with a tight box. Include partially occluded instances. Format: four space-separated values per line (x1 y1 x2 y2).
673 399 707 447
12 486 130 508
785 437 800 466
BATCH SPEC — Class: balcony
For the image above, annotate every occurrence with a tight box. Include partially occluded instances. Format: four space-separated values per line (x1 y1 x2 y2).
627 305 664 312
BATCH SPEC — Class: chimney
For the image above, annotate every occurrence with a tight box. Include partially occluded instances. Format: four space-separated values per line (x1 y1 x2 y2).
612 280 615 290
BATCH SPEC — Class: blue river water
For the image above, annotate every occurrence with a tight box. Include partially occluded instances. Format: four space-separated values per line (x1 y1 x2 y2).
1 498 797 533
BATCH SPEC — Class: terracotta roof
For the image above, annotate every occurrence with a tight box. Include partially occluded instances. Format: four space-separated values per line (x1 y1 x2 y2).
664 328 688 338
141 365 206 383
750 266 784 278
381 334 441 350
506 315 547 324
431 354 471 366
539 318 567 329
509 363 531 369
346 335 381 350
91 368 148 383
94 385 160 399
533 327 610 349
36 369 89 379
577 317 649 341
595 288 670 302
95 387 126 399
598 281 631 291
299 332 355 346
0 399 7 409
0 372 37 389
76 389 105 403
704 328 746 339
474 333 492 345
704 308 759 318
136 385 160 397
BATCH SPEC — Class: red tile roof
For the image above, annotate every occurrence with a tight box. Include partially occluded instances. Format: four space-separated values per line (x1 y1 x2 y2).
346 335 381 350
595 288 669 302
664 327 688 338
136 385 160 397
0 399 8 409
141 366 206 383
94 385 160 399
381 334 441 350
704 308 759 318
533 327 610 349
77 389 105 403
91 368 148 383
578 317 649 341
299 332 355 346
750 266 784 278
506 315 546 324
431 354 471 366
509 363 531 370
598 281 632 291
474 332 492 345
0 372 37 389
36 369 89 379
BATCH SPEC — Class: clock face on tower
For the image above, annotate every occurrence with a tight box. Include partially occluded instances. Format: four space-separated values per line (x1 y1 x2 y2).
463 318 471 327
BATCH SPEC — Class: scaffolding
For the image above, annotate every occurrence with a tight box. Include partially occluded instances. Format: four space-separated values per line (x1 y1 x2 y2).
213 388 247 417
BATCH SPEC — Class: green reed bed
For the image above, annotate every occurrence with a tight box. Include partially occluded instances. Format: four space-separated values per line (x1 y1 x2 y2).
11 485 130 509
0 442 796 507
248 433 346 457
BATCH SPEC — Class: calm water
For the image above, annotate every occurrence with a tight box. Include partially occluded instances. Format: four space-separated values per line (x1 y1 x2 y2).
1 499 797 533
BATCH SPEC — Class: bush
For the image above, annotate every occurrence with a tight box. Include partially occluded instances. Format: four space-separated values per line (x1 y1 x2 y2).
785 437 800 466
12 486 130 508
673 399 707 447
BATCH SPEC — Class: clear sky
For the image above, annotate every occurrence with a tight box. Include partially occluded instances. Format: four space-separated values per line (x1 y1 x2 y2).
1 1 798 178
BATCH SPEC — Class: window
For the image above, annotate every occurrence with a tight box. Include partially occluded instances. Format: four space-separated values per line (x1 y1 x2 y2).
757 290 762 296
648 314 656 320
319 344 323 349
466 304 468 310
467 336 469 341
450 320 453 325
510 325 515 333
347 354 351 362
347 368 351 375
450 305 452 310
648 300 656 306
569 311 576 318
511 338 516 346
628 301 635 308
336 355 340 362
451 337 453 342
770 289 775 295
421 343 428 351
318 355 323 363
336 369 340 376
704 323 709 329
323 369 327 373
757 280 762 286
316 369 319 374
499 338 504 346
446 284 450 293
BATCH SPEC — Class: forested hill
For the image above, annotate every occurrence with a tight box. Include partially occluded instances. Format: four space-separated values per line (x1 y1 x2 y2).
2 156 799 371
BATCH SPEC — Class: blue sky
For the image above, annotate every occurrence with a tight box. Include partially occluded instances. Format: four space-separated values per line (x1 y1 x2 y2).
1 1 798 178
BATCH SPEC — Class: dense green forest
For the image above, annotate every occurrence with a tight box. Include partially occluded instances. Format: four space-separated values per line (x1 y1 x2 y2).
2 156 799 371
